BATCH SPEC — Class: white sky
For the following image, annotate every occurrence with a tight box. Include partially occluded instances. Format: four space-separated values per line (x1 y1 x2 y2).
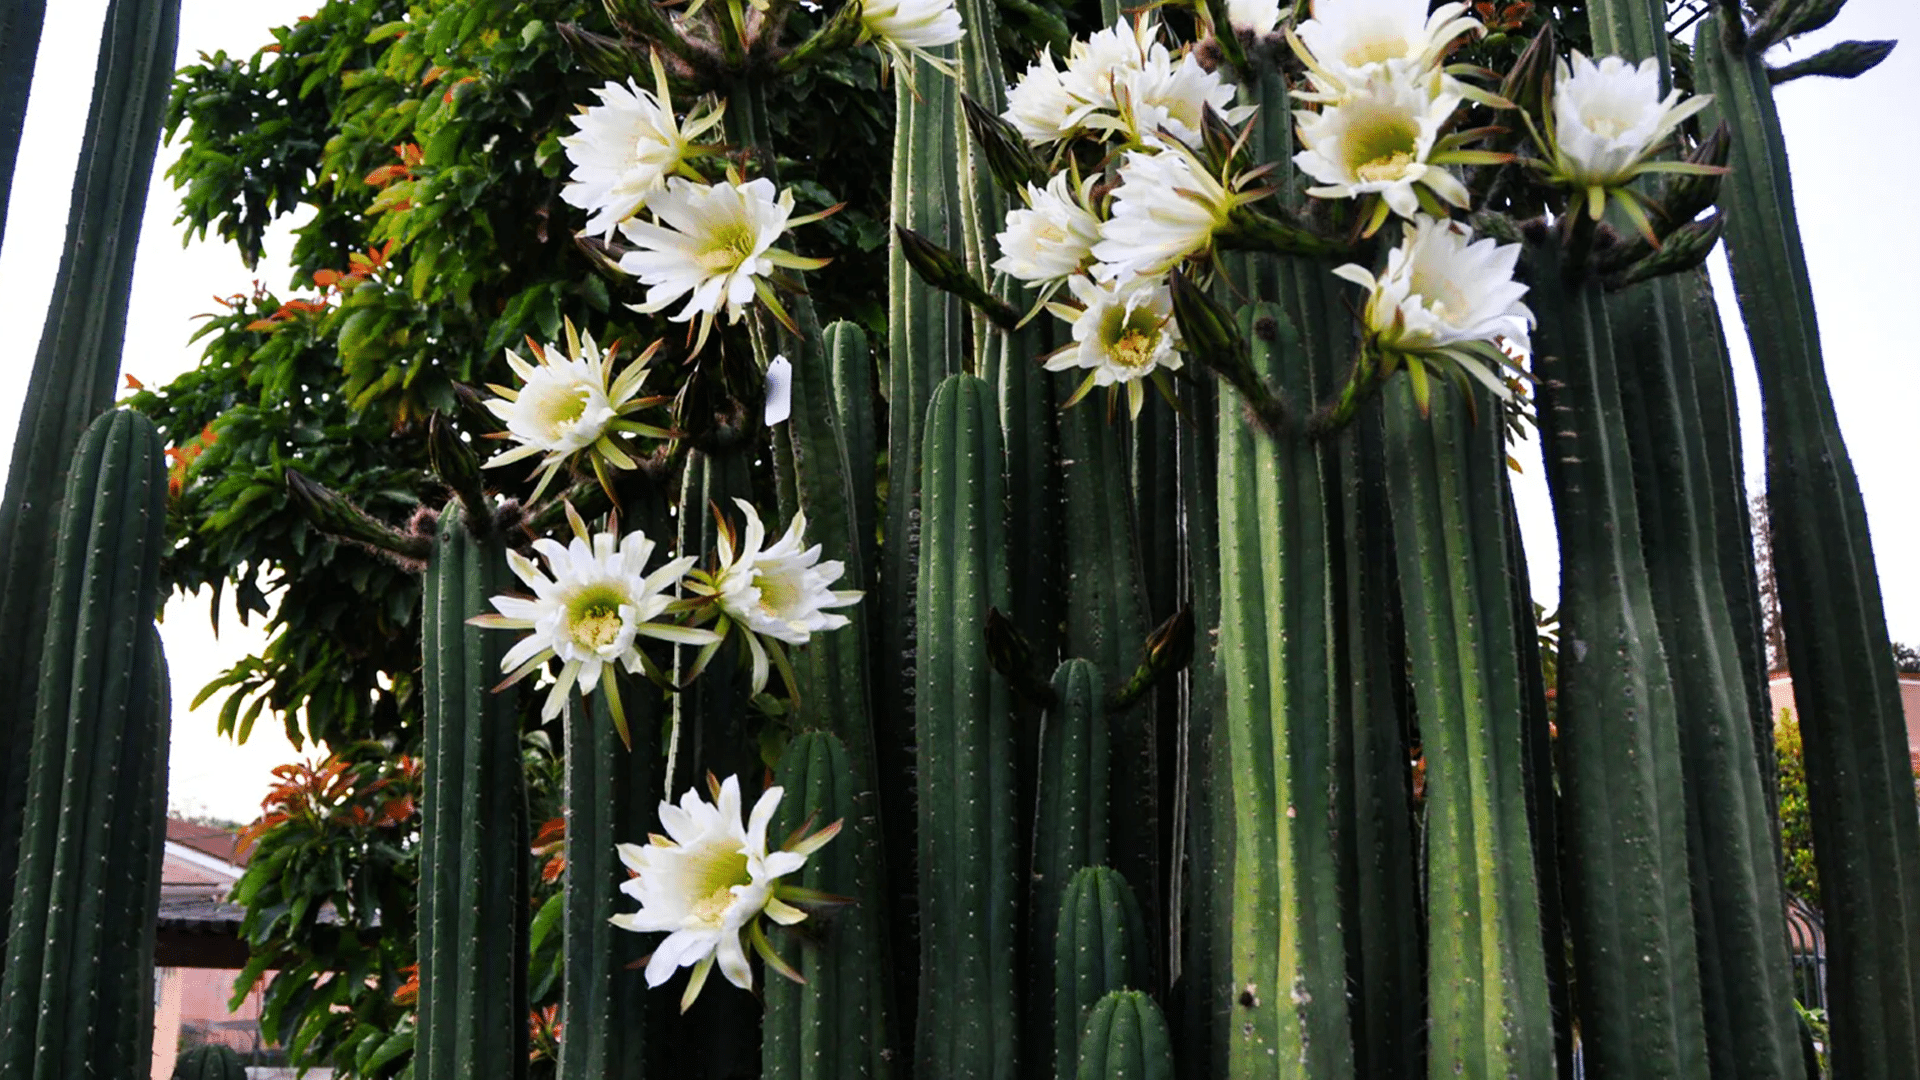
1 2 1915 823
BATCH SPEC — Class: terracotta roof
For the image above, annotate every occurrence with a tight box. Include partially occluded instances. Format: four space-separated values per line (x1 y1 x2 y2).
166 819 250 869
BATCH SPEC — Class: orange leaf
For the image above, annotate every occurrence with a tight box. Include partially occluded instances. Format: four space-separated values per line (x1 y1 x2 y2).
421 65 448 86
313 269 342 288
123 373 145 391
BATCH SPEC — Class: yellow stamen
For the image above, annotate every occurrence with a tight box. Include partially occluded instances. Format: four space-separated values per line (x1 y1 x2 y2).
1357 150 1415 183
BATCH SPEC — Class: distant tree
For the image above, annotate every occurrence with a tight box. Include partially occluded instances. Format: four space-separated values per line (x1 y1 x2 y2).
1774 708 1818 905
1894 642 1920 674
1751 491 1787 672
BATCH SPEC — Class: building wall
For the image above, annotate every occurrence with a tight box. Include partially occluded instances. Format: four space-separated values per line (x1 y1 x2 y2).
1769 674 1920 758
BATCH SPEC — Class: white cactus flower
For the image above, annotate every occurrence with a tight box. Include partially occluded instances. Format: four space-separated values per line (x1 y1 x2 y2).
1292 67 1469 221
1090 149 1242 283
472 514 719 729
1226 0 1285 35
559 56 723 240
1331 214 1532 392
481 320 672 504
618 177 823 350
1548 51 1713 211
1058 16 1158 109
860 0 966 75
1122 48 1254 149
1001 18 1253 148
1291 0 1481 102
612 776 840 1012
993 171 1104 286
685 500 863 695
1004 51 1090 144
1045 274 1184 419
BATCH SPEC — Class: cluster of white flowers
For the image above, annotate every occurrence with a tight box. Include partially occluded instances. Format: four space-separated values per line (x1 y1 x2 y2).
471 501 860 737
995 16 1281 418
1287 0 1487 232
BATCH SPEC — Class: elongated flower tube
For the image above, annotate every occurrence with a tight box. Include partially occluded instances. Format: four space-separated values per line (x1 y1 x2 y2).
858 0 965 77
1330 214 1531 404
1290 0 1482 102
993 170 1103 288
1090 148 1258 283
683 500 863 696
1293 67 1470 225
559 54 724 239
617 175 829 351
1541 52 1714 223
481 320 673 504
612 775 842 1012
471 506 718 737
1044 274 1185 419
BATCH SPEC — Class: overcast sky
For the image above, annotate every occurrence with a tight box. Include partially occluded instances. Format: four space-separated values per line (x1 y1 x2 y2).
1 1 1914 823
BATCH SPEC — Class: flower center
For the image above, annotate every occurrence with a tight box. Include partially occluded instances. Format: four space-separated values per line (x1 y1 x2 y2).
697 221 758 273
687 847 752 926
1111 329 1159 371
1583 114 1632 140
753 568 801 619
1356 149 1415 182
566 585 631 652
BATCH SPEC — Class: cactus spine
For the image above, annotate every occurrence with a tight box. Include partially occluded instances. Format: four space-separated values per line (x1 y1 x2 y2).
1055 867 1148 1080
763 732 893 1080
417 502 529 1080
0 0 181 956
915 373 1017 1079
0 410 170 1078
1380 381 1553 1078
1075 990 1174 1080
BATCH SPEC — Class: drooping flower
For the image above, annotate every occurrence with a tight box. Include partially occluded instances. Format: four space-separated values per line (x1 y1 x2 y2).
859 0 965 76
1044 274 1185 419
1090 148 1250 283
612 775 841 1011
1544 51 1714 220
1331 214 1532 398
1226 0 1285 35
482 320 673 504
1292 66 1470 223
684 500 863 695
617 176 828 350
1290 0 1482 102
993 171 1104 287
559 56 724 240
471 507 718 735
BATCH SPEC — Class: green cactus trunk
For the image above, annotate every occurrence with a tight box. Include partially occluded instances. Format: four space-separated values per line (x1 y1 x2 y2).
827 323 881 593
559 663 662 1080
1696 21 1920 1075
1031 656 1113 1060
763 732 895 1080
914 373 1018 1080
170 1043 249 1080
0 0 181 954
1055 867 1149 1080
1217 303 1352 1079
1530 255 1709 1079
417 502 530 1080
1075 991 1175 1080
0 409 170 1079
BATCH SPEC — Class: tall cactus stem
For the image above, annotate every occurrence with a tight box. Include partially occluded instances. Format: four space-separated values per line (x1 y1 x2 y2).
1076 991 1176 1080
1055 867 1150 1080
915 373 1018 1080
0 0 47 248
1697 19 1920 1074
1031 659 1113 1067
417 502 530 1080
0 410 169 1078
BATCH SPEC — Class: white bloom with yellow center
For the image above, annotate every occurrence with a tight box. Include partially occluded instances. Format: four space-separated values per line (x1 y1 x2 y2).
613 776 838 1011
860 0 965 73
1226 0 1285 35
482 322 670 503
474 517 718 724
1550 51 1712 192
1045 274 1184 418
993 171 1103 286
1291 0 1481 102
689 500 863 695
559 58 723 240
1090 149 1240 283
1293 67 1468 219
1332 214 1532 388
618 177 816 346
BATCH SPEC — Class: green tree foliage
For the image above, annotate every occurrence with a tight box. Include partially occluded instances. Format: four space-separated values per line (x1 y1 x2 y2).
1775 708 1818 905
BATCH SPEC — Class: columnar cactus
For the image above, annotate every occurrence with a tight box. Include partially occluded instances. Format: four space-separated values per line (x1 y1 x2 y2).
0 410 171 1078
